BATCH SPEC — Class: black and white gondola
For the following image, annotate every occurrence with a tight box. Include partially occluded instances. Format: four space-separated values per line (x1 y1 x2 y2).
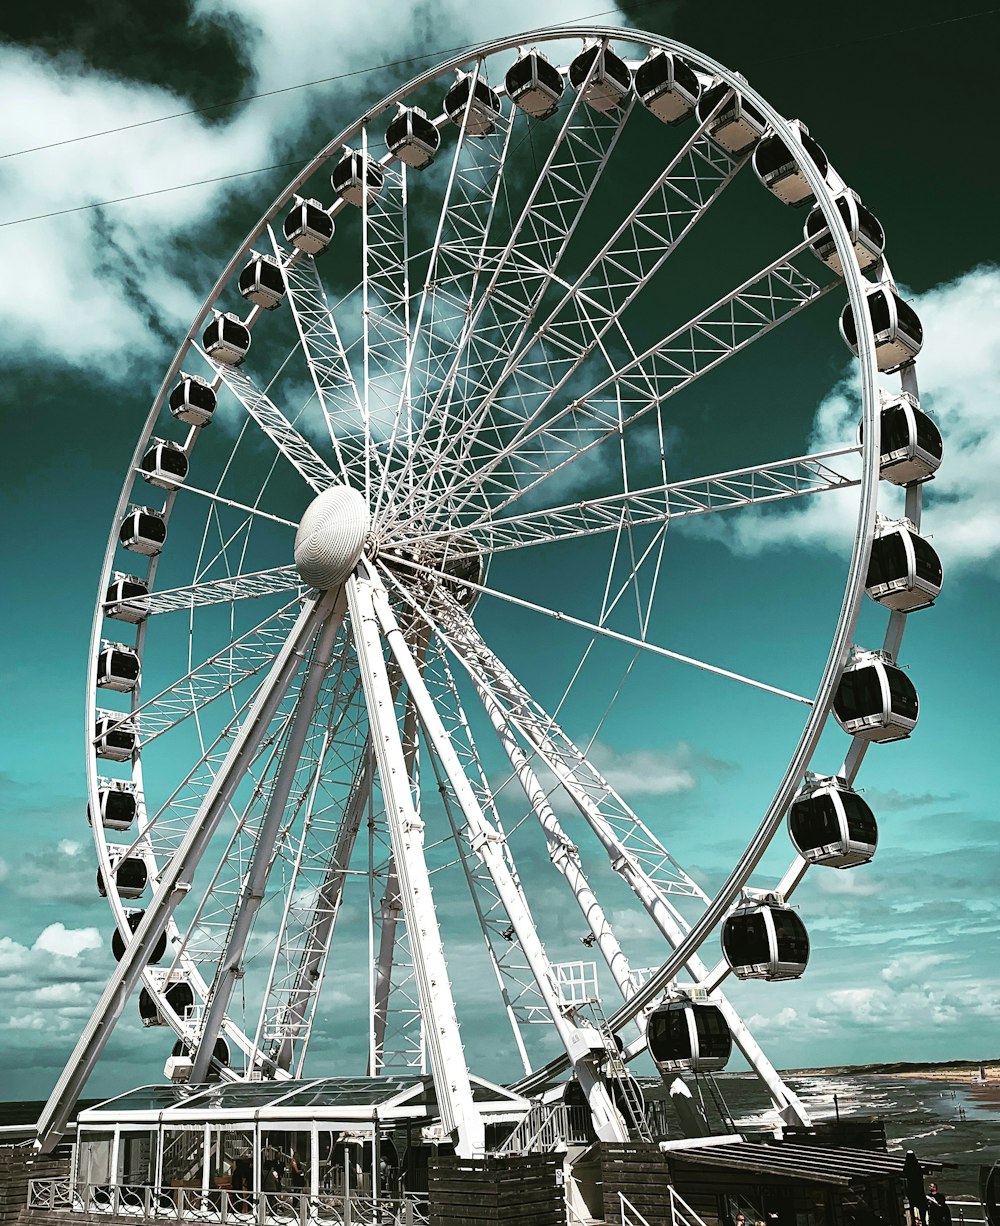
696 80 766 154
111 910 167 964
752 121 829 207
647 994 732 1073
870 394 943 486
139 980 195 1027
331 147 384 207
866 518 943 612
202 312 251 366
168 373 217 427
635 50 700 125
505 50 564 119
97 851 148 900
569 44 632 113
96 642 140 694
840 286 923 373
104 573 151 624
89 780 138 831
168 1036 230 1083
238 253 286 311
722 895 810 981
444 73 502 137
833 649 919 742
805 190 885 276
140 439 188 490
386 106 441 169
282 197 335 255
119 506 166 556
95 712 137 762
788 776 878 868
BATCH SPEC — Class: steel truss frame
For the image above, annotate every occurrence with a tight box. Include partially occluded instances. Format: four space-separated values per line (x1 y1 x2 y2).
43 23 926 1169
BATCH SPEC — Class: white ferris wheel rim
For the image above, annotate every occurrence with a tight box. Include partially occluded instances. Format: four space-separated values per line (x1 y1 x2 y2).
79 23 902 1111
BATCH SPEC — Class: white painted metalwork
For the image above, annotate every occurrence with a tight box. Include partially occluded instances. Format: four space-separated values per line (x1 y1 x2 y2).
44 19 936 1176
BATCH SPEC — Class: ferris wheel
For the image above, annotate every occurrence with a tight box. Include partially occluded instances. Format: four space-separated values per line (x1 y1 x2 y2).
38 24 943 1156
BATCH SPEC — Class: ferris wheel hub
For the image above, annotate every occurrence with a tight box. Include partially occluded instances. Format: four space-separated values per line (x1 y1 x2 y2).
293 484 370 590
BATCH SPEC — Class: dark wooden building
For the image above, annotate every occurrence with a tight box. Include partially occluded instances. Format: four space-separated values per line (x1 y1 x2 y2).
664 1139 929 1226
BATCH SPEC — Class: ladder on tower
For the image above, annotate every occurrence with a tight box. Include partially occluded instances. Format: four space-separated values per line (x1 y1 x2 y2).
589 997 653 1144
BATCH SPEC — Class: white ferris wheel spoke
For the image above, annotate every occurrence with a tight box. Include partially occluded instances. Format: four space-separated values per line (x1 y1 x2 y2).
449 238 838 519
161 481 299 529
374 59 517 519
405 446 861 556
391 555 812 706
140 566 301 615
394 91 747 523
189 590 347 1082
278 245 368 488
361 133 412 508
389 54 634 523
105 597 302 749
198 347 338 493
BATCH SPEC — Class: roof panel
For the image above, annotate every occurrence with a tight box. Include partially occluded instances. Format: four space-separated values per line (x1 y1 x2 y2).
669 1142 916 1186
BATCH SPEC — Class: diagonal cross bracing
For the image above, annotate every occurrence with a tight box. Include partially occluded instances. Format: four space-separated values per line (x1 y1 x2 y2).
199 348 337 493
142 566 302 615
280 249 368 488
402 447 861 557
444 242 838 521
397 107 745 521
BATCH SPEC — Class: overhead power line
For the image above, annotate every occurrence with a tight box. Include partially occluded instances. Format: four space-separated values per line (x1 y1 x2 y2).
1 3 997 230
0 4 634 163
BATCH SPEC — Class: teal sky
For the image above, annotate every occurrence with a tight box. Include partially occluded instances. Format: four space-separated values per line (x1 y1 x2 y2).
1 0 998 1105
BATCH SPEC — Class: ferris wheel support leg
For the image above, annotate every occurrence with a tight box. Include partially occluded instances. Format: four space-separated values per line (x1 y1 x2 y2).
373 636 428 1073
35 594 331 1153
368 571 629 1144
190 591 347 1084
273 749 375 1074
347 568 485 1157
439 602 810 1125
472 669 637 1011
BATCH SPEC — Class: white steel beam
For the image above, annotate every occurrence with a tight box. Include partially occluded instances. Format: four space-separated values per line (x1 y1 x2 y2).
198 347 338 493
142 566 301 615
36 594 330 1151
368 570 629 1144
405 447 861 557
189 592 347 1082
347 567 484 1157
435 595 808 1125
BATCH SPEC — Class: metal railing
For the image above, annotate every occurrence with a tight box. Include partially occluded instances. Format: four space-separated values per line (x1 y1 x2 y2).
670 1185 712 1226
26 1179 429 1226
619 1192 653 1226
946 1203 987 1226
494 1102 593 1155
617 1186 712 1226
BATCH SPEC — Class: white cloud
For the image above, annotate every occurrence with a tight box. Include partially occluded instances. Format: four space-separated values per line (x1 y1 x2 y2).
880 951 952 987
695 264 1000 573
0 2 625 376
32 922 102 958
814 869 882 897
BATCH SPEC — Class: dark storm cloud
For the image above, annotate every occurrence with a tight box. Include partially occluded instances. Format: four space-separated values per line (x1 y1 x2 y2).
0 1 254 116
